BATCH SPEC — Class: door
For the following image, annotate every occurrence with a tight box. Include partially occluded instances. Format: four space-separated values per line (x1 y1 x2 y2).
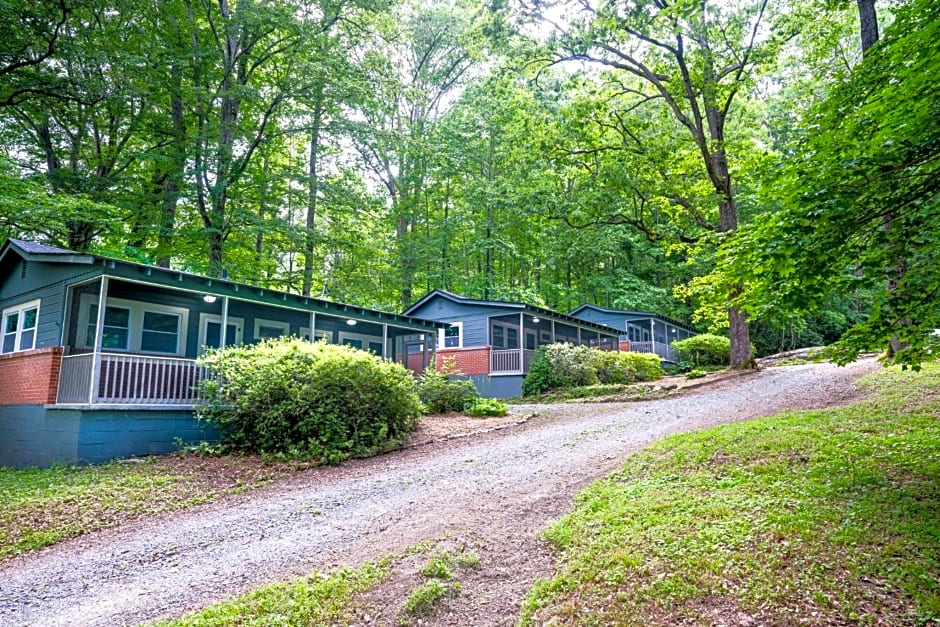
199 314 244 353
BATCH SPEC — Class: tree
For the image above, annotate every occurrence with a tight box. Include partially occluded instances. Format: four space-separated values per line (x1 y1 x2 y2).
719 0 939 367
525 0 789 367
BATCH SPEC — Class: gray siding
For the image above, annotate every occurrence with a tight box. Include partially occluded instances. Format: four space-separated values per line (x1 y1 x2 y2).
0 404 218 468
408 297 522 347
0 258 99 349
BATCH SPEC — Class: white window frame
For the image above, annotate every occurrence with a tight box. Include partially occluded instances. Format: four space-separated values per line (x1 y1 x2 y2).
198 313 244 354
1 298 40 354
299 327 331 343
338 331 384 355
76 294 189 356
438 321 463 349
253 318 291 341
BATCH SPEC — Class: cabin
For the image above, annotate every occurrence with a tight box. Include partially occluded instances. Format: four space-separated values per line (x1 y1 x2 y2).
403 290 621 398
0 239 445 468
568 304 699 364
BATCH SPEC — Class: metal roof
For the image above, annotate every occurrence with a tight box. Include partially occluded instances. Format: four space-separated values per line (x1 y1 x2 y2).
569 303 700 334
403 289 623 337
1 239 445 332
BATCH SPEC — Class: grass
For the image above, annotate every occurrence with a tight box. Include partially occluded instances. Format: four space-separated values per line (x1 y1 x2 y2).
0 454 291 560
521 362 940 625
160 560 391 626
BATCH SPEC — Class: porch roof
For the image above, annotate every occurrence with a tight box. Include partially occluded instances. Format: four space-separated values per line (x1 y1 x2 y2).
1 238 445 333
568 303 700 334
403 289 621 337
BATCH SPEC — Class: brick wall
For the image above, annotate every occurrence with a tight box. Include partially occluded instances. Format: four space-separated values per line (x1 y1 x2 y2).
619 340 631 352
0 347 63 405
437 347 491 376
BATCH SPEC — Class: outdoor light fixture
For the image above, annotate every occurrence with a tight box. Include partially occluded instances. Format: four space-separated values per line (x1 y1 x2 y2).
203 294 217 303
531 317 540 324
346 319 357 326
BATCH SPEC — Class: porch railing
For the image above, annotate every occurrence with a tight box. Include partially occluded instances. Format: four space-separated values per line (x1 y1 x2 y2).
56 353 209 406
490 348 536 375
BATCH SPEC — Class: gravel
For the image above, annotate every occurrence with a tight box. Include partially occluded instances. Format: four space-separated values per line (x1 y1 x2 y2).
0 359 878 626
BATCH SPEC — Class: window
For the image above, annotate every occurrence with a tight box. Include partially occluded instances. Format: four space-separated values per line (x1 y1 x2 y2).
76 294 188 356
1 299 40 354
507 327 519 349
492 325 504 348
86 304 131 350
253 318 290 341
439 322 462 348
141 311 181 354
368 341 384 354
342 338 363 349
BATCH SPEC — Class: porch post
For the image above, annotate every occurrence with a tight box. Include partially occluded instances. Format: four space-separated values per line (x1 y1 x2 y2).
422 333 429 372
577 327 582 346
551 320 556 344
650 319 655 351
309 311 316 342
381 324 388 359
220 296 230 348
519 312 524 371
88 276 109 404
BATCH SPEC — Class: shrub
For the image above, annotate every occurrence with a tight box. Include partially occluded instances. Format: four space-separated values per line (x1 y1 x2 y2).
415 367 479 414
465 398 508 417
522 343 598 396
672 334 731 367
591 350 664 384
197 337 422 461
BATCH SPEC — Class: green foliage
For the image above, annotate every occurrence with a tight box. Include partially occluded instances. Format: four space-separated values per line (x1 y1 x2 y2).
590 350 664 384
163 561 390 626
197 337 421 461
522 363 940 625
464 398 508 417
672 334 731 368
404 580 457 616
711 0 940 368
415 360 479 414
522 344 599 396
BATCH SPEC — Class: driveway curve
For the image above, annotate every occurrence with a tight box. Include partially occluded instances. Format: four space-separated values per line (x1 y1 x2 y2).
0 360 878 626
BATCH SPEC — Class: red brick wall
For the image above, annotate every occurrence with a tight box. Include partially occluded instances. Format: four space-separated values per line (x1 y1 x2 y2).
0 347 63 405
436 347 491 376
619 340 631 352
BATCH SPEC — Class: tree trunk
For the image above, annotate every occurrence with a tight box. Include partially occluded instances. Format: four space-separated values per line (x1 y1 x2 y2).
857 0 879 56
302 98 323 296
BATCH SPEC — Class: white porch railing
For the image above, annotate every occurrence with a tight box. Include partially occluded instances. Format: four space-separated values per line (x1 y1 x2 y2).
490 348 536 375
56 353 209 406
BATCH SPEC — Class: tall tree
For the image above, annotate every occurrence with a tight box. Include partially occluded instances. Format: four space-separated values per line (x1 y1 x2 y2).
526 0 788 366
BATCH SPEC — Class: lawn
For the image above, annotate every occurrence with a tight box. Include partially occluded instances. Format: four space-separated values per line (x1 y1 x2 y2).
0 454 296 560
522 363 940 625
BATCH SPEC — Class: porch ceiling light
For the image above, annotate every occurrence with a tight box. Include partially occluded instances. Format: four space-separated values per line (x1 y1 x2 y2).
531 317 540 324
203 294 217 303
346 319 357 326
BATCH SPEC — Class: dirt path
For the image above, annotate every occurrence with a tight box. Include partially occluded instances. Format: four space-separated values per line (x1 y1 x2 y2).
0 360 878 626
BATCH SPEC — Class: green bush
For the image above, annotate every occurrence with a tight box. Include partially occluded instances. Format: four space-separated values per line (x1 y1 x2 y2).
465 398 508 417
672 333 731 367
197 337 422 462
522 344 598 396
415 369 479 414
590 350 664 384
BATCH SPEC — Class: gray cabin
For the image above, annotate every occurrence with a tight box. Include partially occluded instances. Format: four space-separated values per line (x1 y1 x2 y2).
568 304 699 364
403 290 621 398
0 239 444 468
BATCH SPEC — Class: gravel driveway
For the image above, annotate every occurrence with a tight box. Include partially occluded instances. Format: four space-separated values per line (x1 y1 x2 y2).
0 359 878 626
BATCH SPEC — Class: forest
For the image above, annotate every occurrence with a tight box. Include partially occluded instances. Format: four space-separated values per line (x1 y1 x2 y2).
0 0 937 365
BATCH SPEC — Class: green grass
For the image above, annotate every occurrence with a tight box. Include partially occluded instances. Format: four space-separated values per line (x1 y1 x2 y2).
160 560 390 626
521 362 940 626
0 455 286 560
